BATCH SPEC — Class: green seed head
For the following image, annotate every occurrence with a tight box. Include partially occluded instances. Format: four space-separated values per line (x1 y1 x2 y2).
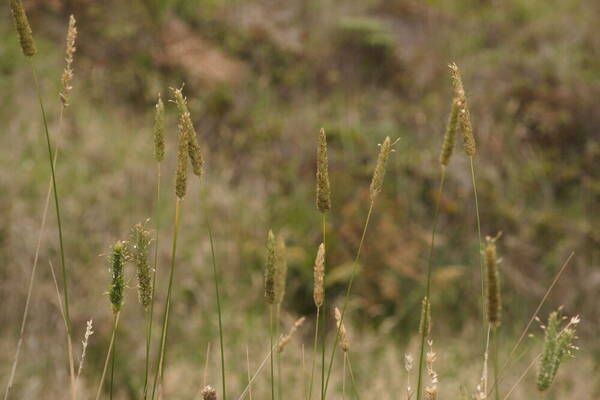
316 127 331 212
175 121 189 199
485 236 502 327
264 230 277 304
369 136 393 202
439 97 460 166
108 241 126 313
154 93 165 162
131 222 152 310
448 63 476 156
9 0 36 57
171 86 203 177
274 236 288 305
419 296 431 337
537 309 580 391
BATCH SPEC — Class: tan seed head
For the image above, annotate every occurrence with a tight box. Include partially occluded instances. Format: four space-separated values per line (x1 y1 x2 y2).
277 316 306 353
369 136 393 202
274 236 288 305
175 121 189 199
60 15 77 107
334 307 349 352
201 385 217 400
313 243 325 308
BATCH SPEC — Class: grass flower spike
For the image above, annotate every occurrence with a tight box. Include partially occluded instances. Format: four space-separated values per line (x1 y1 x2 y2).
448 63 476 156
154 93 165 162
316 127 331 212
59 15 77 106
109 241 126 313
131 222 152 310
172 86 203 177
201 385 217 400
9 0 36 57
175 120 189 199
419 297 431 337
439 97 460 167
485 235 502 327
277 317 306 353
264 230 277 304
313 243 325 308
369 136 393 201
274 236 288 305
334 307 349 352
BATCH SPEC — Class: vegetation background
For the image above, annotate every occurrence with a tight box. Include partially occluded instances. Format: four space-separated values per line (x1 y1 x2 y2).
0 0 598 398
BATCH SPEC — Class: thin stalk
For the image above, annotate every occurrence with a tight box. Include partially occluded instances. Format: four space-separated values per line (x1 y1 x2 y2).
320 213 327 400
308 306 321 400
469 157 486 343
342 353 346 400
109 321 119 400
246 346 253 400
144 163 161 400
29 60 76 400
493 326 499 400
237 341 278 400
270 305 275 400
203 194 227 400
488 252 574 395
276 305 281 400
4 106 65 400
501 354 540 400
95 313 121 400
302 345 307 400
142 311 151 400
415 167 446 400
323 201 374 398
151 197 182 400
346 353 360 400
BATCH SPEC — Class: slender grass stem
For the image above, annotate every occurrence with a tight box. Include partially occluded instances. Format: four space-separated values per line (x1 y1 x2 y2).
270 305 275 400
493 326 500 400
308 307 321 400
342 353 346 400
469 156 486 344
415 167 446 400
109 321 119 400
246 346 253 400
4 105 65 400
323 201 374 398
95 313 121 400
346 353 360 400
144 163 161 400
501 354 540 400
320 213 327 400
203 194 227 400
276 305 282 400
151 197 182 400
237 341 278 400
29 60 75 400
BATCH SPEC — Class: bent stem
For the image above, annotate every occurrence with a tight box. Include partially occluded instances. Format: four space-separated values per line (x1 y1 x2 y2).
151 197 182 400
95 313 121 400
415 166 446 400
203 193 227 400
144 163 161 400
30 60 76 400
323 201 374 398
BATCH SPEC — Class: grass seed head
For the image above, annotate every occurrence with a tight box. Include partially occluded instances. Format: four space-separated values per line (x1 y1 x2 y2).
60 15 77 107
201 385 217 400
264 230 277 304
131 222 152 310
9 0 36 57
274 236 288 305
175 121 189 199
277 316 306 353
448 63 476 156
419 296 431 337
313 243 325 308
485 235 502 327
369 136 393 202
316 127 331 212
334 307 349 352
537 309 580 391
108 241 126 313
439 97 460 166
171 86 203 177
154 93 165 162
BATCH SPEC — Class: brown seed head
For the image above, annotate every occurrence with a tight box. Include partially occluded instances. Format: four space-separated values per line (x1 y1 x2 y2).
485 235 502 327
313 243 325 308
277 316 306 353
369 136 393 202
439 97 460 166
264 230 277 304
334 307 349 352
200 385 217 400
448 63 476 156
316 127 331 212
154 93 165 162
9 0 36 57
60 15 77 107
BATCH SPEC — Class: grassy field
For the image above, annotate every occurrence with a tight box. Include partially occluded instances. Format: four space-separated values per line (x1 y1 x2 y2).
0 0 598 399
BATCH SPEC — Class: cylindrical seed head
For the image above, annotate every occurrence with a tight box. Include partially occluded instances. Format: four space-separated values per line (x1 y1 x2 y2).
171 86 203 177
419 297 431 337
60 15 77 107
448 63 476 156
439 97 460 166
200 385 217 400
485 237 502 327
369 136 392 202
316 127 331 212
9 0 36 57
313 243 325 308
274 236 288 305
277 316 306 353
154 93 165 162
109 241 126 314
264 230 277 304
175 121 189 199
334 307 349 352
131 222 152 310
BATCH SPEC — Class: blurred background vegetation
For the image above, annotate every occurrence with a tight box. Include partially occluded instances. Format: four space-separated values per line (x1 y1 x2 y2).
1 0 598 398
